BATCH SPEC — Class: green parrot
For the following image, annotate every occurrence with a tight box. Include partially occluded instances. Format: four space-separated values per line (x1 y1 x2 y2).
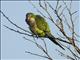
25 12 64 50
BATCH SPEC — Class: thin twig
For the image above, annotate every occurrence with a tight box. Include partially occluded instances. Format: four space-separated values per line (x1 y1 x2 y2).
68 47 80 59
63 1 75 46
47 2 70 40
25 51 49 59
41 38 48 53
23 37 35 43
59 6 66 16
29 1 49 19
56 0 59 10
0 10 31 34
57 50 75 60
56 38 71 44
57 42 80 59
57 33 65 39
3 25 32 36
34 38 53 60
24 37 53 60
72 10 78 15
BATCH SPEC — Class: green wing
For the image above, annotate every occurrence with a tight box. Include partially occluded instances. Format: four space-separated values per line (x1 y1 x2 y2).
35 15 50 33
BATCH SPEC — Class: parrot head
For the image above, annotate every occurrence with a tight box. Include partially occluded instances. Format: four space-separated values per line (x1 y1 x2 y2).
26 13 35 21
25 12 36 26
26 12 36 24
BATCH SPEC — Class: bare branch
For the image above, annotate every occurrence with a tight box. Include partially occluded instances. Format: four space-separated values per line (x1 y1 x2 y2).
24 37 53 60
1 1 80 59
0 10 31 34
44 0 47 10
63 1 75 46
59 6 66 16
41 38 48 53
72 10 78 15
47 2 70 40
68 47 80 59
56 0 59 10
25 51 49 59
56 38 71 44
29 1 50 20
57 33 65 39
23 37 35 43
57 42 80 60
57 50 75 60
3 25 32 36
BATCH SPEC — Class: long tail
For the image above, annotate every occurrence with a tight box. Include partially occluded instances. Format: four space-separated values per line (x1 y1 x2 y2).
47 34 65 50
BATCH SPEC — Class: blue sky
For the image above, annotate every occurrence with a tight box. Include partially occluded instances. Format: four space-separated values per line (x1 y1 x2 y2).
1 1 80 60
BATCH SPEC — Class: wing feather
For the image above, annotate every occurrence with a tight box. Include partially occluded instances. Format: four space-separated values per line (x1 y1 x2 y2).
35 15 50 32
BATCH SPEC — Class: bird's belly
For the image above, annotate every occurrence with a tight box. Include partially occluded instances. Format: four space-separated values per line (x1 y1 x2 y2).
30 27 45 37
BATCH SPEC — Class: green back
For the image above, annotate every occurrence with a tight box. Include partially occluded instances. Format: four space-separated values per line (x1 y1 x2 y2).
35 15 50 33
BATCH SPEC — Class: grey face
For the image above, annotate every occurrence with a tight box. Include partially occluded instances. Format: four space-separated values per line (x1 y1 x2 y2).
26 13 34 20
26 13 36 27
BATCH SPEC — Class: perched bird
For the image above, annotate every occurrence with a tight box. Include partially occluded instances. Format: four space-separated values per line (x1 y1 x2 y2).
25 12 64 50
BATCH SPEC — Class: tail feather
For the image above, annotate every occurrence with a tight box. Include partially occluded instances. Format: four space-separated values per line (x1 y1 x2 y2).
47 35 65 50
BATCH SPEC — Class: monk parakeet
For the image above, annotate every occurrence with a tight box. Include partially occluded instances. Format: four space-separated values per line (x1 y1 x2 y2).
25 12 64 50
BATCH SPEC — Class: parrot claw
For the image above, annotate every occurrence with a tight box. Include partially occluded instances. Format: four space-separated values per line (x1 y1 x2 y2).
34 34 38 38
36 35 39 39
